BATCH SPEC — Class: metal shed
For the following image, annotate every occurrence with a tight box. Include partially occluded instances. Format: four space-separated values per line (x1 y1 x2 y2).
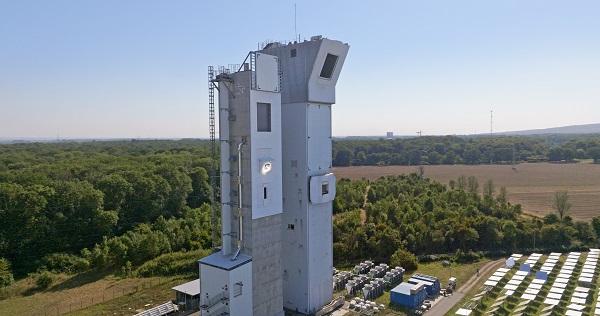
390 282 426 309
172 279 200 312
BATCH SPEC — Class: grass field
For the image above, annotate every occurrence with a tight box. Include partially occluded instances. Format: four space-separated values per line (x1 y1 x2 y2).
334 162 600 220
0 271 187 316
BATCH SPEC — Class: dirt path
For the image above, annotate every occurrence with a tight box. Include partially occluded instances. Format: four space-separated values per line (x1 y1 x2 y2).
359 185 370 224
427 258 505 315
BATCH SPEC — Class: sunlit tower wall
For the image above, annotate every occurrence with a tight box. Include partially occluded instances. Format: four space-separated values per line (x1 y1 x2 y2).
199 52 284 316
261 36 349 315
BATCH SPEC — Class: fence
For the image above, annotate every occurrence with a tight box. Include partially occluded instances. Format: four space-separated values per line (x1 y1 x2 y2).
35 278 172 316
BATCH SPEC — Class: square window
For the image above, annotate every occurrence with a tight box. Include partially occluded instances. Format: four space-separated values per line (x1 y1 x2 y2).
321 182 329 195
319 54 338 79
257 103 271 132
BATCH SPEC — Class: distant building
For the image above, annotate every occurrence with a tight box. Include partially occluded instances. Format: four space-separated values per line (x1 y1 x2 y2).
386 132 394 139
172 279 200 312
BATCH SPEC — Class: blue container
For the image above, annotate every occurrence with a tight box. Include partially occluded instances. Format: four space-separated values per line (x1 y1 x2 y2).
390 282 427 309
408 274 441 296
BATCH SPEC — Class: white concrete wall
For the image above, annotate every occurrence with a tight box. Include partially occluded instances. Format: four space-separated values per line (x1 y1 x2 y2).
307 39 349 104
249 89 282 220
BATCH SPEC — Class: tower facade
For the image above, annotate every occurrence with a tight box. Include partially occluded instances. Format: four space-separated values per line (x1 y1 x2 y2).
261 36 349 314
200 52 284 316
199 35 348 316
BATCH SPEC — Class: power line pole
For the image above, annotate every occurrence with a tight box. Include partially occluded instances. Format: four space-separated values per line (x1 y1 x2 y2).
490 109 493 136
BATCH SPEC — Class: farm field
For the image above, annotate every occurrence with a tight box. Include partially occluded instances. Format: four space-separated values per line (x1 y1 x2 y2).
334 162 600 220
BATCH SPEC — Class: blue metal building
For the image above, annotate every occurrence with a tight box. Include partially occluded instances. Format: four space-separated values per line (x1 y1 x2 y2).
408 274 440 296
390 282 427 309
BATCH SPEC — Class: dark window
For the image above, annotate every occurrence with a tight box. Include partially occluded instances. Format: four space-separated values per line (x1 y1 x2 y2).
287 224 295 230
257 103 271 132
321 182 329 195
234 282 243 297
290 49 297 57
319 54 338 79
263 187 268 200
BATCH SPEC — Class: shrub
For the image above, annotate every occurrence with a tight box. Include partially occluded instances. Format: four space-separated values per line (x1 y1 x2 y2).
0 258 14 287
42 253 90 274
120 261 133 277
35 271 54 290
135 249 210 277
390 248 418 271
453 249 482 263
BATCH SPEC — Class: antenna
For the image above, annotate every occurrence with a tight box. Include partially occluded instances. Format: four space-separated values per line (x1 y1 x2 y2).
294 3 298 41
417 131 422 137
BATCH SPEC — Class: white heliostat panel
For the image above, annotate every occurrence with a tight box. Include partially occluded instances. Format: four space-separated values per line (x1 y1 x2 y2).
255 53 280 92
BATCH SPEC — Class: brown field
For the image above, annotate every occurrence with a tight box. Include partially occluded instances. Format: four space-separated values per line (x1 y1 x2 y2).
334 162 600 220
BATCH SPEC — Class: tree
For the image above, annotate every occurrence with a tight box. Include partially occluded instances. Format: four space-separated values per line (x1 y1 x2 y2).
187 167 212 208
96 174 132 211
483 180 495 198
333 148 353 167
548 147 564 162
467 176 479 195
390 248 418 271
35 271 54 289
589 146 600 164
0 258 14 287
552 191 571 221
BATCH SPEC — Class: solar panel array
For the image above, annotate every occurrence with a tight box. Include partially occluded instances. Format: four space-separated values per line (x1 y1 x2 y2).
458 249 600 316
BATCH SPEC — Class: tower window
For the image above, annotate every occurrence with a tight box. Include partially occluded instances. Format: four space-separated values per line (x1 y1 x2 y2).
263 187 268 199
233 282 243 297
319 54 338 79
290 49 297 57
257 102 271 132
321 182 329 195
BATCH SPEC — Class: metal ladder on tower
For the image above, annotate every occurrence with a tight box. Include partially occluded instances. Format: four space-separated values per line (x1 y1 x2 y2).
208 66 219 251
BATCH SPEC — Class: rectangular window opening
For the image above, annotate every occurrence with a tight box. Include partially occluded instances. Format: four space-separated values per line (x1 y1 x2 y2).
263 187 268 200
257 103 271 132
234 282 243 297
321 182 329 195
290 49 297 58
319 53 338 79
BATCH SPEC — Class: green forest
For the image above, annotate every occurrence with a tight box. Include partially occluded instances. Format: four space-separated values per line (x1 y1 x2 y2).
333 175 600 267
0 140 214 285
332 134 600 166
1 138 600 290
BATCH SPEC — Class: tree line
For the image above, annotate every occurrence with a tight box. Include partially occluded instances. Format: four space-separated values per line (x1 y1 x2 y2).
0 140 214 282
333 174 600 266
2 138 600 289
333 134 600 166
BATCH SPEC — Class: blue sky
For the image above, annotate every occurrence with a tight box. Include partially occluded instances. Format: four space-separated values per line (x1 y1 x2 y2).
1 0 599 138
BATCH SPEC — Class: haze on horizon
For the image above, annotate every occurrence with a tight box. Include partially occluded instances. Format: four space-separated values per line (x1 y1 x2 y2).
1 0 599 139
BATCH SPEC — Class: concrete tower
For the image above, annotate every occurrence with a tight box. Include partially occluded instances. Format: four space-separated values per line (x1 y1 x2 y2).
261 36 349 314
199 52 284 316
199 35 348 316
